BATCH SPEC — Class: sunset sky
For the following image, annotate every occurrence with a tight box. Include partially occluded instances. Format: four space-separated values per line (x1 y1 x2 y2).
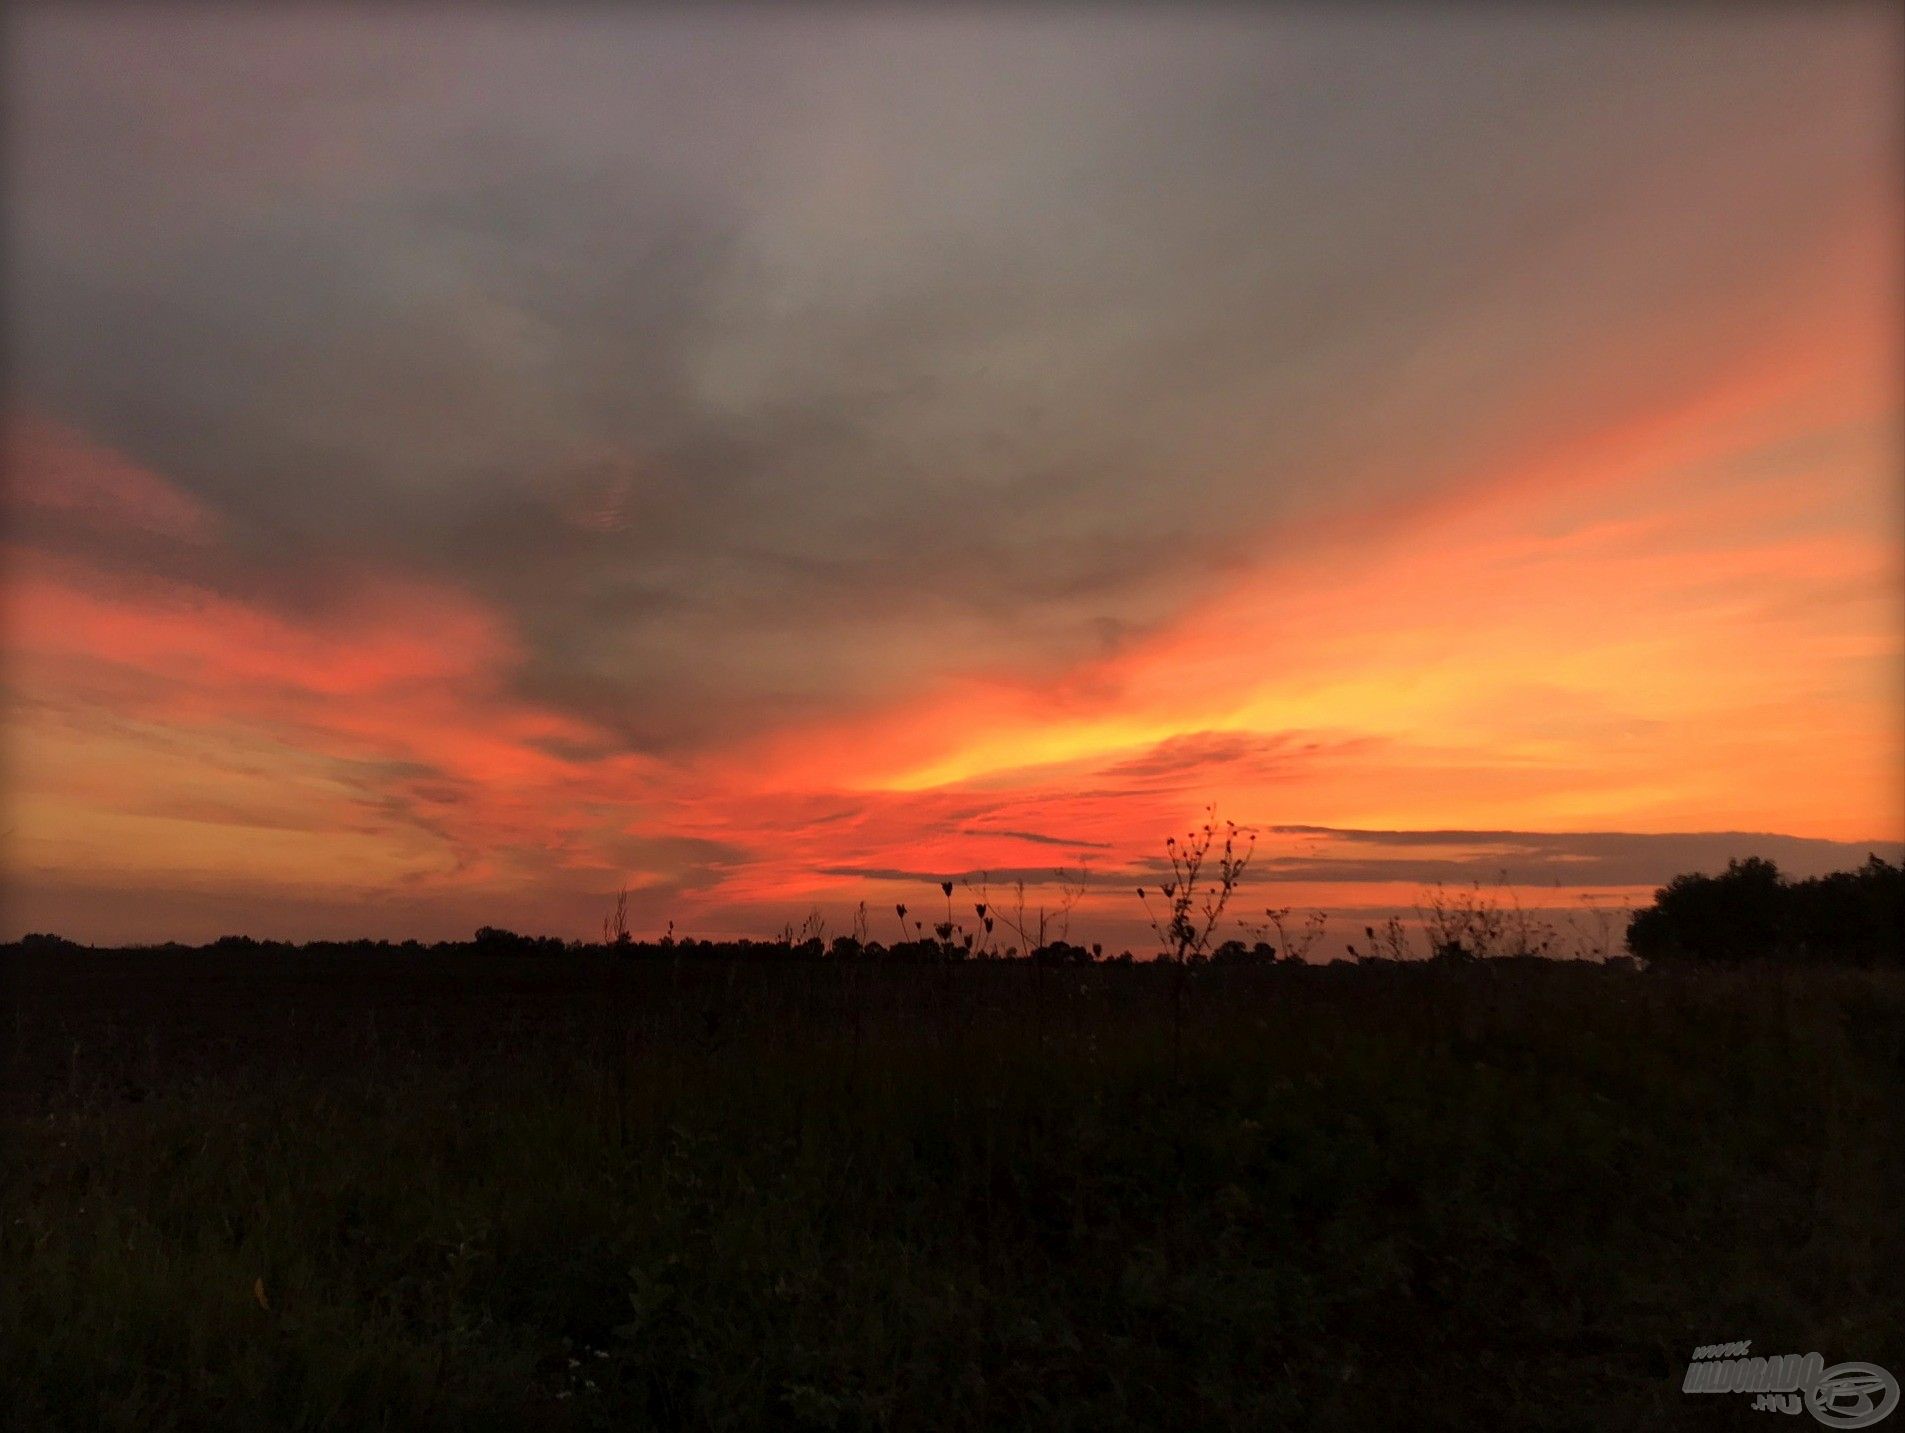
5 6 1901 949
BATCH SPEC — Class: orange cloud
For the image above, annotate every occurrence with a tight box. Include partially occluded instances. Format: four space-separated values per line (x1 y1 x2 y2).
651 329 1899 937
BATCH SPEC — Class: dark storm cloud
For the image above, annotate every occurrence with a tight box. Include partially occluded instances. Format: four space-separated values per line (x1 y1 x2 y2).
1265 827 1904 888
1102 730 1353 783
972 830 1116 851
814 864 1115 889
9 6 1895 749
818 828 1903 895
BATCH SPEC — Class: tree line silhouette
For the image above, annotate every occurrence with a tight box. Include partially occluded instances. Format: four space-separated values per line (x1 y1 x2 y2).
12 852 1899 967
1625 854 1902 968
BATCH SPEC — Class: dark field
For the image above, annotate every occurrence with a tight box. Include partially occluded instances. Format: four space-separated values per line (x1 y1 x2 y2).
4 949 1901 1430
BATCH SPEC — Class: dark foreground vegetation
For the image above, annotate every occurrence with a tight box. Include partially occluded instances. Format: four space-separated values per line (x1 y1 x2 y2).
4 945 1902 1431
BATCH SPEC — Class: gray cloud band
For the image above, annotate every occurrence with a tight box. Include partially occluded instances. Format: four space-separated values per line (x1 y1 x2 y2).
10 8 1891 752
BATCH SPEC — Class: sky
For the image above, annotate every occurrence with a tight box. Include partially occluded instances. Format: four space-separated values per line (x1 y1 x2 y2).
4 5 1901 950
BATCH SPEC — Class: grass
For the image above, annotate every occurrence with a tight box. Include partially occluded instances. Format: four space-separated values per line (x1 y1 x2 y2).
4 951 1902 1430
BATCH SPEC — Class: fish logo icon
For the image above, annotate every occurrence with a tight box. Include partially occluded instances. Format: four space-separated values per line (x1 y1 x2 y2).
1808 1363 1899 1429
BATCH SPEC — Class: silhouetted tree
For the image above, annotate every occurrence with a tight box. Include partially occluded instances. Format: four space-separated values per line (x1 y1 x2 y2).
1626 856 1902 967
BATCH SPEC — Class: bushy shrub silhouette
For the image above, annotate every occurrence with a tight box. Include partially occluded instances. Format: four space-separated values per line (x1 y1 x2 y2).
472 926 568 957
